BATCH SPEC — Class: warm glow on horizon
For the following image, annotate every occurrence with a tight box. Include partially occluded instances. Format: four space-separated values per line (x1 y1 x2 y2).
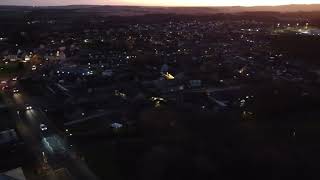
0 0 319 6
118 0 320 7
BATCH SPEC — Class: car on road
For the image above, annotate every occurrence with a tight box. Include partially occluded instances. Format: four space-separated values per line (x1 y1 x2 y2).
32 65 37 71
13 88 19 93
25 104 33 110
40 124 48 131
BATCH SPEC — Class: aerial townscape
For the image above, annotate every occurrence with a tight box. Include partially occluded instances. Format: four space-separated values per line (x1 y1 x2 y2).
0 3 320 180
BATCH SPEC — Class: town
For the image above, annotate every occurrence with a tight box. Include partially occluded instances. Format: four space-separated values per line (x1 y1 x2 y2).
1 6 320 180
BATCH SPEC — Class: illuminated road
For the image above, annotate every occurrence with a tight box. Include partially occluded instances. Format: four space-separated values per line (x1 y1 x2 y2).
3 88 99 180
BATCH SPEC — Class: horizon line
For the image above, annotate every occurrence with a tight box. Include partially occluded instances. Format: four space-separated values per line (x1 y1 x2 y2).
0 3 320 8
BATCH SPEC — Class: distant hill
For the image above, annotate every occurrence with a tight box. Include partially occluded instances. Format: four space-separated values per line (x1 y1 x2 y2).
224 4 320 13
0 4 320 16
70 4 320 16
41 5 101 9
75 6 223 16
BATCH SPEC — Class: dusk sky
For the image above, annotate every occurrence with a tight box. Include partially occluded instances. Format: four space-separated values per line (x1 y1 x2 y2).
0 0 319 6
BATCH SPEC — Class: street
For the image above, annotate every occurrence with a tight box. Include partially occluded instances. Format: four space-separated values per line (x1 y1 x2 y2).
2 82 99 180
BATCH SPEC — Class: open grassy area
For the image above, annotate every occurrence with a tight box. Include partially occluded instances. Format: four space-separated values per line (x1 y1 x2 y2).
271 33 320 66
77 141 123 180
0 62 24 76
0 96 15 131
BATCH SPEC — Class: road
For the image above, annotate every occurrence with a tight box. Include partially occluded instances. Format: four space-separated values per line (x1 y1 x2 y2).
2 81 99 180
185 86 242 93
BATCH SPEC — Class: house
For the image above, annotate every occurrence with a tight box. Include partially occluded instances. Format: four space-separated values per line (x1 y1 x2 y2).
102 69 113 77
189 80 202 88
4 55 20 62
0 167 26 180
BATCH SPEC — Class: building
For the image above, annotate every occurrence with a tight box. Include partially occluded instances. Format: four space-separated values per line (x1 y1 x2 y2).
0 167 27 180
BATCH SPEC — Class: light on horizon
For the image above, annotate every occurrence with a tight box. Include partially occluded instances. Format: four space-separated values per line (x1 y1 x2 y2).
119 0 320 7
